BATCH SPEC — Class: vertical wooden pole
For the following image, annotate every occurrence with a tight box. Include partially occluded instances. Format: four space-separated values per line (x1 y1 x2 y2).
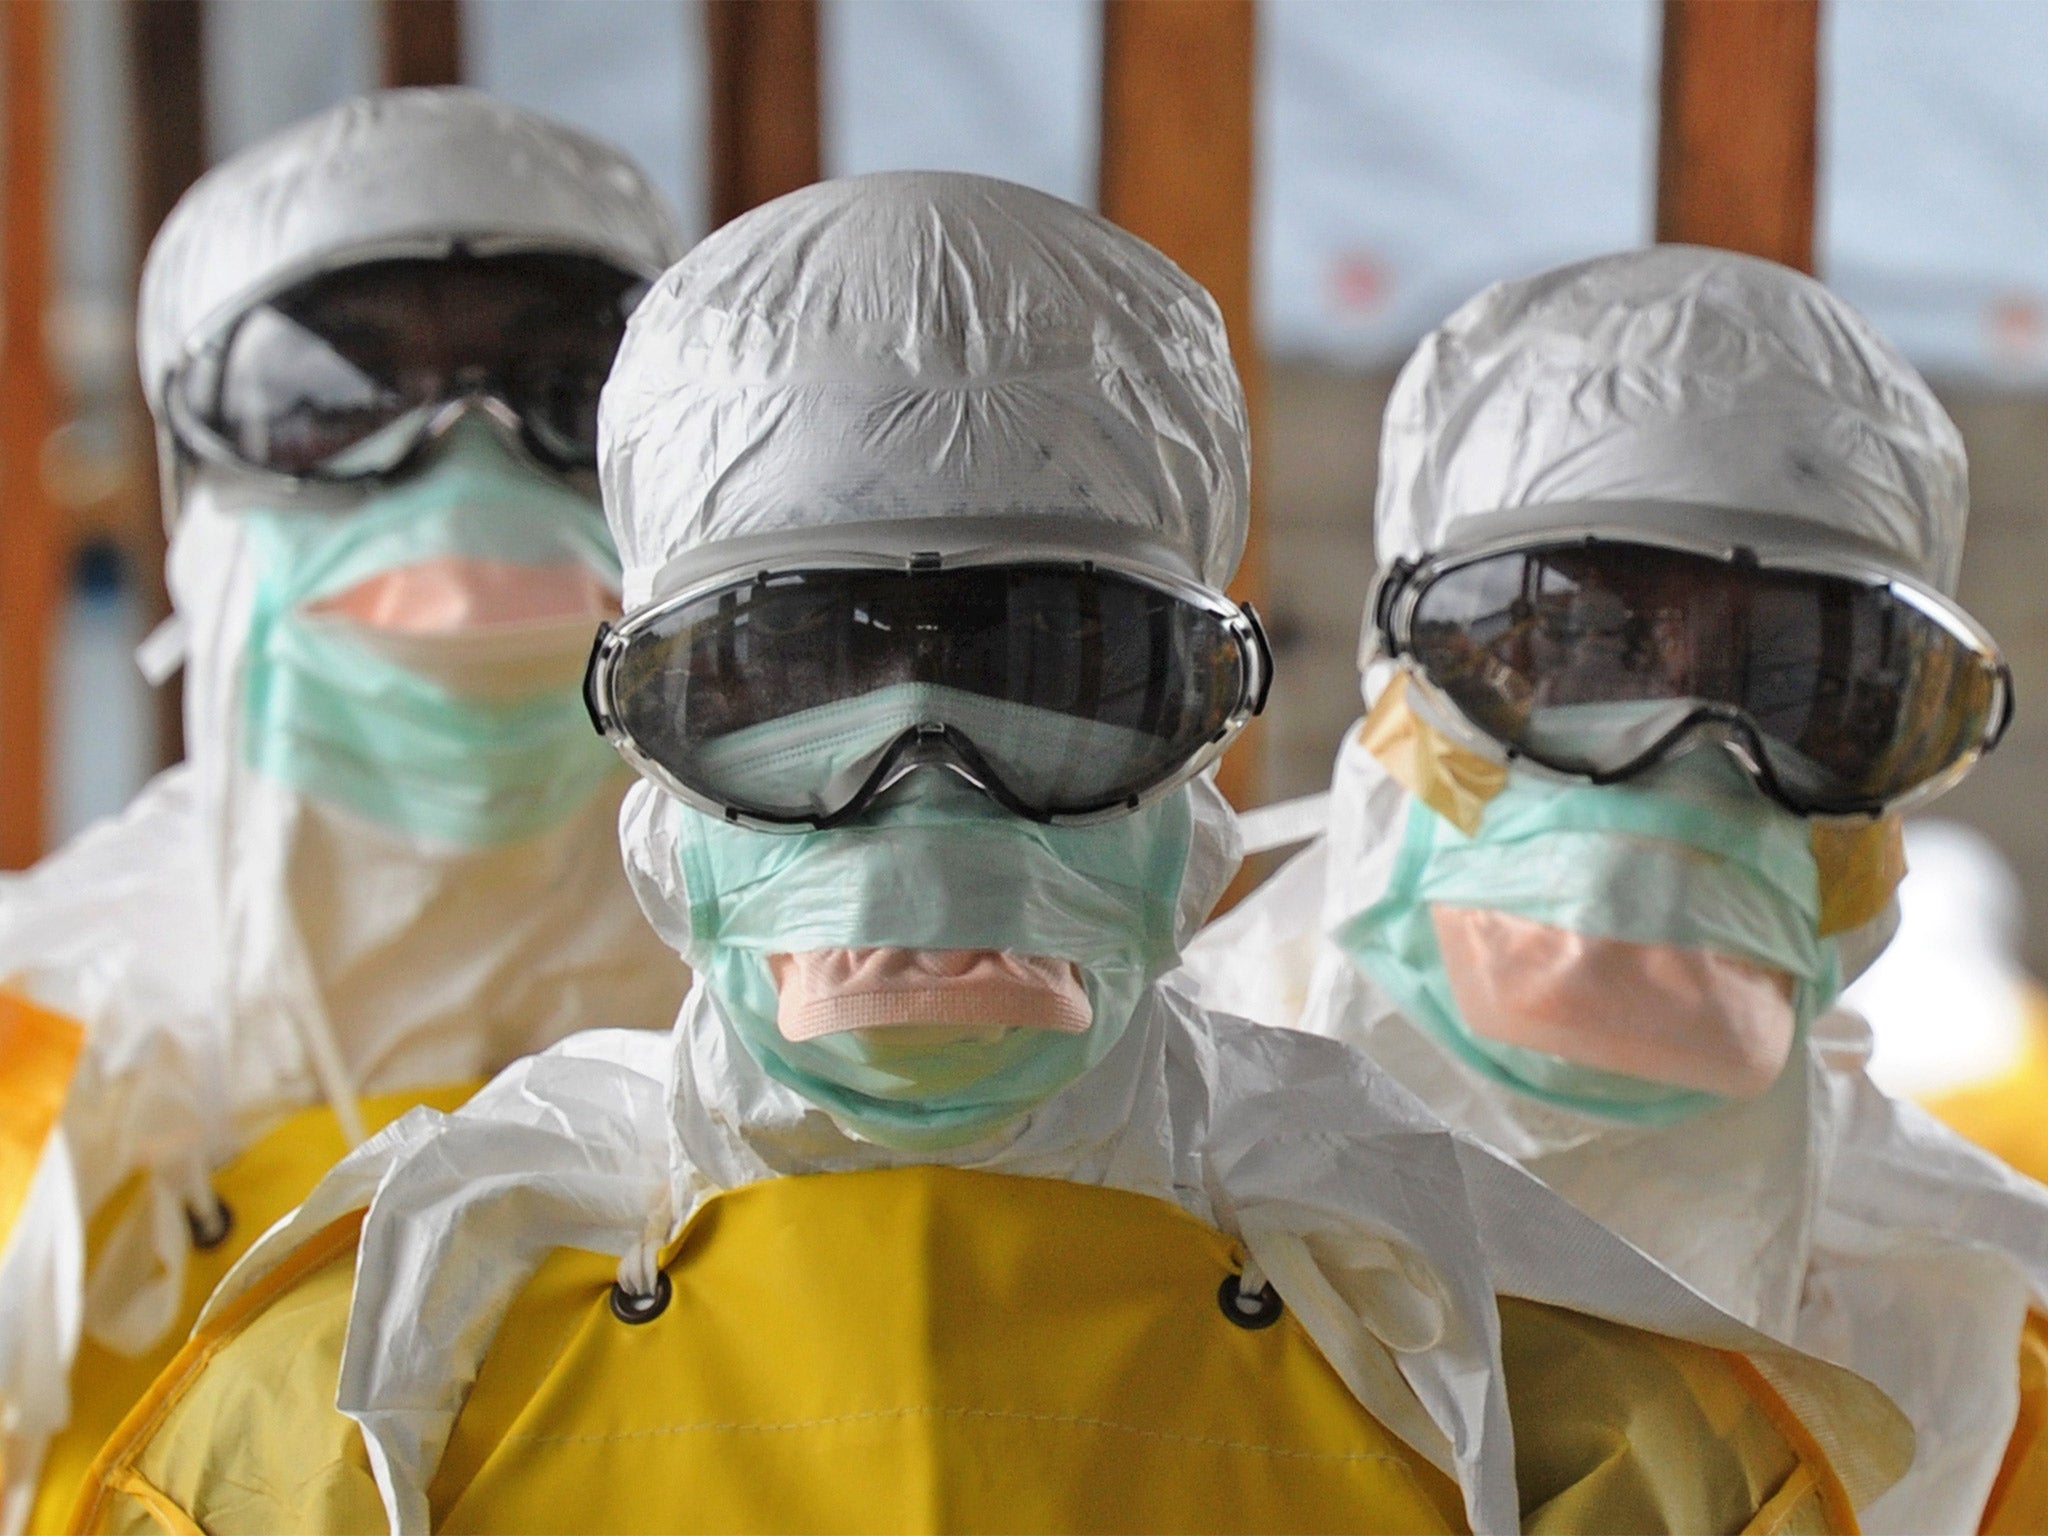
1099 0 1265 816
1656 0 1819 273
1 0 60 866
704 0 821 228
127 0 206 768
381 0 465 90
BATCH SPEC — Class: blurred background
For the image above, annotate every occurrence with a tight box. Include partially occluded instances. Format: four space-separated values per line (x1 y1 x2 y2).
4 0 2048 994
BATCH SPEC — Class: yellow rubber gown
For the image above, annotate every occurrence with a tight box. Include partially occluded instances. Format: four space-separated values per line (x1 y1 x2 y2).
17 1066 477 1534
76 1166 1857 1535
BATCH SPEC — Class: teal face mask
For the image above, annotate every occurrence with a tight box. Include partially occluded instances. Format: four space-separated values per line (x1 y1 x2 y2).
666 774 1195 1150
1336 752 1841 1126
239 425 626 847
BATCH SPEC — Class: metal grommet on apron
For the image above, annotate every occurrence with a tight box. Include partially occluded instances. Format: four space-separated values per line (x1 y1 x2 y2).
187 1196 235 1252
1218 1271 1284 1330
611 1268 673 1325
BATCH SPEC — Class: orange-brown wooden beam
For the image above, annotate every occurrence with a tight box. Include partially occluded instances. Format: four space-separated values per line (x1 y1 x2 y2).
1656 0 1819 274
1 0 60 868
1099 0 1265 815
126 0 206 768
705 0 821 229
381 0 465 90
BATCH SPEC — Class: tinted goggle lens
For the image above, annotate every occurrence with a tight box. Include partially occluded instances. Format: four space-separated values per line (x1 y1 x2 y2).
1394 542 2009 813
595 563 1264 825
172 251 646 478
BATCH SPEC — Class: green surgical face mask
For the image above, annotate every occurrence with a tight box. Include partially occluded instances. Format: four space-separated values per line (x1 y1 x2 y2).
1336 752 1841 1126
662 774 1195 1150
239 426 625 847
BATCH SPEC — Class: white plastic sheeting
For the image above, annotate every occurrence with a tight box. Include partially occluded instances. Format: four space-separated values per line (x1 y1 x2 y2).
467 0 707 239
205 0 377 163
823 0 1099 208
1825 0 2048 385
1258 0 1659 363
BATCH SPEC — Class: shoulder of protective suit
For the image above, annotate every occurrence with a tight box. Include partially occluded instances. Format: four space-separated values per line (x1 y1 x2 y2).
1194 1001 1456 1144
598 170 1250 600
140 86 687 414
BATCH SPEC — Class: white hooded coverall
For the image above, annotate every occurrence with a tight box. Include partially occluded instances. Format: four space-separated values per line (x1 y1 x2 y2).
1185 245 2048 1536
0 89 689 1532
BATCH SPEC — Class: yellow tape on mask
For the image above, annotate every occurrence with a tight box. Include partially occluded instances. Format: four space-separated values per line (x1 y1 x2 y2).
1811 817 1907 938
1360 673 1508 836
0 990 86 1252
1363 672 1907 939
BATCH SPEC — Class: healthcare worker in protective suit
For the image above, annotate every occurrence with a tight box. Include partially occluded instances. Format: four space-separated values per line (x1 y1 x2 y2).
1186 245 2048 1534
0 89 687 1530
75 176 1912 1536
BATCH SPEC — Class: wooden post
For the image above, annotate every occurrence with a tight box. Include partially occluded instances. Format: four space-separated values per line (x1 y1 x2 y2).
1656 0 1819 273
381 0 464 90
1099 0 1266 817
1 0 60 867
705 0 821 228
127 0 206 768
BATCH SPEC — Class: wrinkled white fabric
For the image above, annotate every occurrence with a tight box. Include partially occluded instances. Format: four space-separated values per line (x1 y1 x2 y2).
1182 247 2041 1534
599 170 1249 599
138 87 680 414
1375 243 1968 592
209 991 1911 1536
0 89 688 1510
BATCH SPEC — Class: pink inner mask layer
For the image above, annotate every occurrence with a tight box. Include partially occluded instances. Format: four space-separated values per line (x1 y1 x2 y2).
769 949 1094 1043
305 556 618 634
1431 905 1797 1099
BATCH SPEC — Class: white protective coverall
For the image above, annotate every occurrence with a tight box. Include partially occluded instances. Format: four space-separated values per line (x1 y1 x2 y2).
76 177 1912 1536
1183 245 2048 1535
0 89 688 1528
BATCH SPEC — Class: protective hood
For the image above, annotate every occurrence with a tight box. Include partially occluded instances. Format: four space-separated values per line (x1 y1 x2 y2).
598 170 1249 604
597 171 1248 1145
139 87 684 414
1375 245 1969 592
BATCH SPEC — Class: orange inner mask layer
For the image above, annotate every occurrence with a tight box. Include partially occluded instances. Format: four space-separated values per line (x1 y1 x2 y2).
1432 905 1797 1099
769 950 1094 1043
305 556 618 634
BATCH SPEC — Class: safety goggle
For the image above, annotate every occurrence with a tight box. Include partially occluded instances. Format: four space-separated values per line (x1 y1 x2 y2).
1370 530 2013 817
584 550 1272 831
163 246 652 484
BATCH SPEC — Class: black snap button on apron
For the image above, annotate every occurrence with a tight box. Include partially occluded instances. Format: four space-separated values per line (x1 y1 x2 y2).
611 1269 673 1325
1218 1271 1283 1330
187 1198 234 1252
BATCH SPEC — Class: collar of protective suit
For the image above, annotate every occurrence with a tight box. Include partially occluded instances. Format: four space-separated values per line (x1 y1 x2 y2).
1184 721 2048 1536
206 978 1909 1536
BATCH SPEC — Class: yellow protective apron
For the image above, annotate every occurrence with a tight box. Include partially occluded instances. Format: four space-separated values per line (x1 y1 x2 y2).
23 1077 479 1534
77 1163 1861 1536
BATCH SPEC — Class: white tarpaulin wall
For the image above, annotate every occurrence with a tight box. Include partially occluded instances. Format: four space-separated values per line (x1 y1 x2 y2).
1825 0 2048 386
